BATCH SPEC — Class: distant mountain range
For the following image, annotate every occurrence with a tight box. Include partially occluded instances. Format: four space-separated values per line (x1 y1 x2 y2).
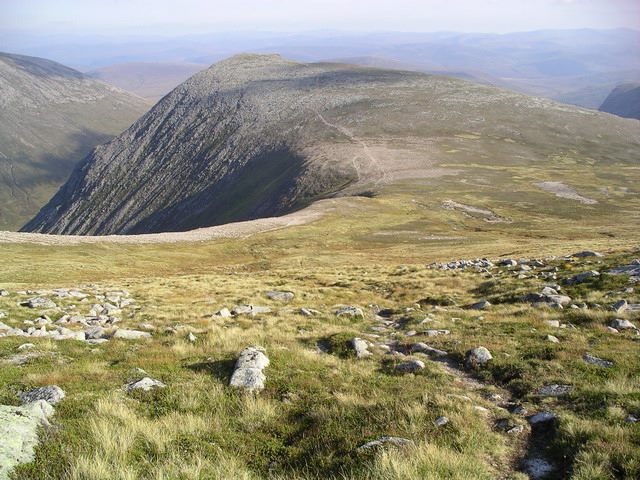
599 83 640 120
24 54 640 236
0 52 150 230
7 29 639 109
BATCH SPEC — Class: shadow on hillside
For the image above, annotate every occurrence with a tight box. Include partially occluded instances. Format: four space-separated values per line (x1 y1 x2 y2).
186 358 236 383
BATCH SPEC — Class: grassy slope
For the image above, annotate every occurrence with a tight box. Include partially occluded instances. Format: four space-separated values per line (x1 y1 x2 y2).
1 174 639 479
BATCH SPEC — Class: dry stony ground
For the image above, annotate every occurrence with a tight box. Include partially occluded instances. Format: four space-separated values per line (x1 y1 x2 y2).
0 203 639 480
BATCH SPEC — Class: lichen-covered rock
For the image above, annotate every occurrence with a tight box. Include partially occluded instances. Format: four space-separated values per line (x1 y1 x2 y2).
19 385 65 405
112 329 152 340
0 400 54 479
336 306 364 319
351 338 372 358
395 359 426 373
230 346 270 392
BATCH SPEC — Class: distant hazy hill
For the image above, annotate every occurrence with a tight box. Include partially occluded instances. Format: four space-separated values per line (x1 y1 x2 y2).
87 62 207 101
0 52 150 230
599 83 640 119
24 54 640 236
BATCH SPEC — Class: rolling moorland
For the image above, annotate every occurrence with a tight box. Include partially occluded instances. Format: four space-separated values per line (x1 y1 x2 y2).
0 52 150 231
1 54 639 480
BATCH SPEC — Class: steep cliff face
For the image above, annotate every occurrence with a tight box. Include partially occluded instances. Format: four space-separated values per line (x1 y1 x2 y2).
599 83 640 120
0 52 150 230
24 54 640 235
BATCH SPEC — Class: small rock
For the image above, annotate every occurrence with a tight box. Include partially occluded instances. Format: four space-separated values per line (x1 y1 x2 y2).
464 346 493 370
17 343 35 350
351 338 372 358
528 411 557 426
609 319 637 330
498 259 518 267
395 359 425 373
335 306 365 319
568 270 600 285
125 377 166 392
545 335 559 343
536 384 572 397
187 332 197 343
434 416 449 427
113 329 152 340
582 353 614 368
611 300 628 313
19 385 65 405
468 300 491 310
216 307 232 318
84 326 107 340
23 297 56 309
299 308 320 316
573 251 603 258
544 320 560 328
358 436 414 450
265 291 295 302
232 305 271 316
0 289 8 296
424 329 450 336
411 343 447 357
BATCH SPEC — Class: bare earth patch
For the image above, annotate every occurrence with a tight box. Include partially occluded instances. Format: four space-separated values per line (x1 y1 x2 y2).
442 200 512 223
535 181 598 205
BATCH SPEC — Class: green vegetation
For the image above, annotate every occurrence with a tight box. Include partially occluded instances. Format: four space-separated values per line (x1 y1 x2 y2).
1 188 639 479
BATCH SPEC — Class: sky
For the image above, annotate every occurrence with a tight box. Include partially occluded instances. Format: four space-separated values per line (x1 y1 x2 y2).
1 0 639 36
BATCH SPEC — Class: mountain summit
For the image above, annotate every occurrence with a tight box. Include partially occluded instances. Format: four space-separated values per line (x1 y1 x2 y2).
24 54 640 235
0 52 149 230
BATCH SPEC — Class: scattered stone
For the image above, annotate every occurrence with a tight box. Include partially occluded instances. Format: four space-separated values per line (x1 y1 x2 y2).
358 436 414 450
525 293 572 306
528 411 557 426
0 400 55 479
567 270 600 285
0 289 8 296
265 291 294 302
232 305 272 316
536 384 572 397
582 354 614 368
125 377 166 392
351 338 372 358
434 416 449 427
395 359 425 373
113 329 151 340
411 343 447 357
229 346 269 392
606 326 619 334
626 415 638 423
611 300 628 313
609 319 637 330
187 332 197 343
544 320 560 328
498 259 517 267
573 251 603 258
424 329 450 336
468 300 491 310
84 326 108 340
541 286 558 296
17 343 35 350
299 308 320 317
19 385 65 405
464 346 492 369
335 306 365 319
22 297 56 309
216 308 232 318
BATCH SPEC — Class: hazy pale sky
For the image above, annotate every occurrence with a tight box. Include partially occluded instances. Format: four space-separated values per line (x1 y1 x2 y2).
1 0 639 35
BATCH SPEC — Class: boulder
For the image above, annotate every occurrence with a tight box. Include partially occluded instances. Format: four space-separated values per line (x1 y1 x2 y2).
536 384 572 397
19 385 65 405
0 400 54 479
84 326 108 340
567 270 600 285
611 300 628 313
229 346 269 392
464 347 493 369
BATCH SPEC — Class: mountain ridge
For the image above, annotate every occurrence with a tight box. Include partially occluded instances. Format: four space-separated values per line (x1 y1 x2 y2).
23 53 640 236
